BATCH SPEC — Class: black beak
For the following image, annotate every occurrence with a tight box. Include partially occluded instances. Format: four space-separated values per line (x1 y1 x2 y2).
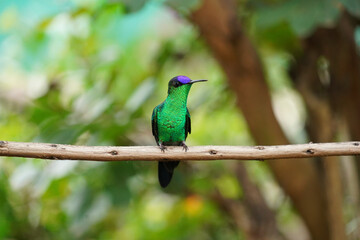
188 79 207 84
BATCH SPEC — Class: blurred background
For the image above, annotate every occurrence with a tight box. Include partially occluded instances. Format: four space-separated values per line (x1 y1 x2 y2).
0 0 359 239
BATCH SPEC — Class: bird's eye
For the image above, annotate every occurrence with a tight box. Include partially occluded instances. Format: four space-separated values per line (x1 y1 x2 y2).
174 81 181 87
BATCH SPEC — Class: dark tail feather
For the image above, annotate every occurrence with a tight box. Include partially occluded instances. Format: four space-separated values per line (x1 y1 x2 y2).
158 161 180 188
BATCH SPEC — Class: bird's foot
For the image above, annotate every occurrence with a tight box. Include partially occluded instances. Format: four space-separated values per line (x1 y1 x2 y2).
159 143 167 153
181 141 188 152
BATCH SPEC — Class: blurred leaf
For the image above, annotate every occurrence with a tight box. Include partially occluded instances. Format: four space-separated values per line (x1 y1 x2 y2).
255 21 301 52
256 0 340 36
125 77 156 113
0 114 37 141
0 172 13 238
215 175 242 199
165 0 202 14
340 0 360 17
355 26 360 51
102 162 135 204
120 0 148 13
0 0 74 27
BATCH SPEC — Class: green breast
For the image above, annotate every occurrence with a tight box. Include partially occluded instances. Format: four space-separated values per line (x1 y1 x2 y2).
157 104 187 143
155 83 191 144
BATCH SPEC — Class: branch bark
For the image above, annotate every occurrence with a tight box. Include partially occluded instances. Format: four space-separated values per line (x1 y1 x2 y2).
0 141 359 161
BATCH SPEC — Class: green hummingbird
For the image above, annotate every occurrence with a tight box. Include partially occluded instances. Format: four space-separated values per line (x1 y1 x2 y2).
151 76 207 188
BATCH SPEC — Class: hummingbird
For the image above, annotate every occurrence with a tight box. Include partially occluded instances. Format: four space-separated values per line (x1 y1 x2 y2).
151 76 207 188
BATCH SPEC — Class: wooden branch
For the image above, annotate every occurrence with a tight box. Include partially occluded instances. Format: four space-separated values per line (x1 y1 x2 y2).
0 140 359 162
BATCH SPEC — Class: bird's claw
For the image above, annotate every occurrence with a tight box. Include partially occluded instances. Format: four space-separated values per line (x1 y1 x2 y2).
159 143 167 153
181 142 189 152
159 142 188 152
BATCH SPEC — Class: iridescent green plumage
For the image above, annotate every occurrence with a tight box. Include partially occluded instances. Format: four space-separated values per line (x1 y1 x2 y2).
151 76 206 188
152 84 191 145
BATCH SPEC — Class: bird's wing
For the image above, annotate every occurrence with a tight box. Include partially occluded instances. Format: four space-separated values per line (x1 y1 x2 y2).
185 108 191 139
152 104 160 144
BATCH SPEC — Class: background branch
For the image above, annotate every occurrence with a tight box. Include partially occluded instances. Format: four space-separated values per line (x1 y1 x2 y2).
0 141 359 161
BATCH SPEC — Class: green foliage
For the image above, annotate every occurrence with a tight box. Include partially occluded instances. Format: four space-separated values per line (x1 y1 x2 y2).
165 0 202 15
340 0 360 17
1 0 352 238
0 0 249 239
254 0 340 37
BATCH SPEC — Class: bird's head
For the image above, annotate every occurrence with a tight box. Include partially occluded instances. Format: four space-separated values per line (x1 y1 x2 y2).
167 76 207 94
